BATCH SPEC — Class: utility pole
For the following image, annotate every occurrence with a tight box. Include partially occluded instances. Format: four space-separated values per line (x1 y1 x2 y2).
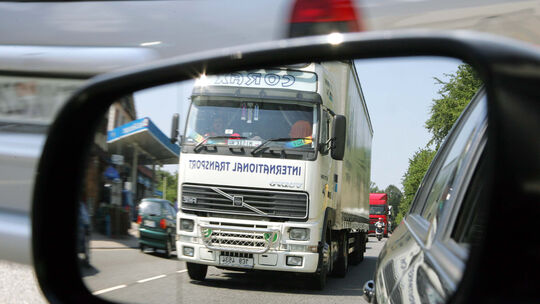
163 176 167 200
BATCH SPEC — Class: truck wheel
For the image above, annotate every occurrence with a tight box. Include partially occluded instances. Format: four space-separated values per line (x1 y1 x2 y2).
309 261 327 290
309 242 329 290
186 262 207 281
350 232 364 265
309 226 331 290
332 231 348 277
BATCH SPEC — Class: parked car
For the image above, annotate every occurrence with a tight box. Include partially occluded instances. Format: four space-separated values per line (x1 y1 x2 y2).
363 88 489 303
137 198 177 258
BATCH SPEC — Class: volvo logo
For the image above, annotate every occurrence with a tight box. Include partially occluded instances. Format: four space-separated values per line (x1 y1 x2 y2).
232 196 244 207
269 181 303 189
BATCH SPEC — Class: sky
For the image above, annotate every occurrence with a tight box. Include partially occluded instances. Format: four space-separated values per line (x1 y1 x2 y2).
134 57 462 190
354 57 461 190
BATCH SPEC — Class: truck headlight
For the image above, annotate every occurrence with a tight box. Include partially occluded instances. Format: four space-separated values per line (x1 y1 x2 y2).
286 256 303 266
182 246 194 257
289 228 309 241
180 219 194 232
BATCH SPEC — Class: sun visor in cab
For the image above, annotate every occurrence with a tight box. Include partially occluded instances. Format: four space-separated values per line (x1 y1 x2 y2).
191 86 322 104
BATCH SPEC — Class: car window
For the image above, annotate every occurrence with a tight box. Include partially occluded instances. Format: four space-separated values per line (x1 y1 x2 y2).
165 204 176 217
169 204 177 215
139 201 162 216
451 151 488 245
420 94 487 222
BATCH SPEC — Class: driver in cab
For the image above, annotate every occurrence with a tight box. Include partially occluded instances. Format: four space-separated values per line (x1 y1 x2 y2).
204 117 225 137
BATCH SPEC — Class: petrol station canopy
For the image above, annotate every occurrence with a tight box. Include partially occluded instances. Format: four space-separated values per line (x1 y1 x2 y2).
107 117 180 165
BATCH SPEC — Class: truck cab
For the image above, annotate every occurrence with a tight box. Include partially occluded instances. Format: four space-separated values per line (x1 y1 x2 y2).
369 193 389 237
174 62 373 289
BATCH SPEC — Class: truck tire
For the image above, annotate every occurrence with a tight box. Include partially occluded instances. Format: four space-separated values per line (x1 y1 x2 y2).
332 231 348 277
186 262 207 281
350 232 365 265
309 261 328 290
309 225 331 290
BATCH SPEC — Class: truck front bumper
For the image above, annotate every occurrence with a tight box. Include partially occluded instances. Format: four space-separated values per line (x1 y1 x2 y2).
175 215 322 273
176 241 319 273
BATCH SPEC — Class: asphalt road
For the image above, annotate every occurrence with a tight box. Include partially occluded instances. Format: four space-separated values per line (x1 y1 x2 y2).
82 237 387 304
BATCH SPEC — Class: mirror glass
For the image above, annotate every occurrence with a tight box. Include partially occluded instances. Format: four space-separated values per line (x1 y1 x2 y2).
78 57 484 303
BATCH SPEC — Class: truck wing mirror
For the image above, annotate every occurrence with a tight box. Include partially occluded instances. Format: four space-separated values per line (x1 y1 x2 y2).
331 114 346 160
170 113 180 144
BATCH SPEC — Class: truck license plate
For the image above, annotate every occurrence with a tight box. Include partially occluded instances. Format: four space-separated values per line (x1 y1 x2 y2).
219 256 254 268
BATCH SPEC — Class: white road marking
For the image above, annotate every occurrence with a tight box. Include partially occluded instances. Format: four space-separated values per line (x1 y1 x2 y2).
92 285 127 295
137 274 167 283
90 248 136 251
91 270 186 295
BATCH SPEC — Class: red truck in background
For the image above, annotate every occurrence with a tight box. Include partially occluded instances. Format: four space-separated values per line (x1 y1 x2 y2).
369 193 389 237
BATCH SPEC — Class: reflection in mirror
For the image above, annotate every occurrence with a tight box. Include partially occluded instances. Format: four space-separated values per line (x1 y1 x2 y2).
78 57 483 304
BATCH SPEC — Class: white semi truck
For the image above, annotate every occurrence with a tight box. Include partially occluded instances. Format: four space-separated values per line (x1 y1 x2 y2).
173 61 373 289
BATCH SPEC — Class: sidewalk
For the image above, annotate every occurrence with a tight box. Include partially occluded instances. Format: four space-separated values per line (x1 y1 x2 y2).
90 222 140 249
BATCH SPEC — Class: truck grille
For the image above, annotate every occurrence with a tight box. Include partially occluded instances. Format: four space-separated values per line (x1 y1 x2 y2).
181 184 308 220
199 223 279 254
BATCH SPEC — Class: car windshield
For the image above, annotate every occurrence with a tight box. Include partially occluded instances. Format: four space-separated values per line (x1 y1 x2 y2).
184 97 317 151
139 201 162 216
370 205 387 215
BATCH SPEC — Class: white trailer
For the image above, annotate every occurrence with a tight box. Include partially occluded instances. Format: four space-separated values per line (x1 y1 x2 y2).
173 61 373 289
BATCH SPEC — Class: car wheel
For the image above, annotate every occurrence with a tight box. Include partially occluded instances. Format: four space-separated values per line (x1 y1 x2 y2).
165 238 172 258
332 231 348 277
139 243 145 252
186 262 207 281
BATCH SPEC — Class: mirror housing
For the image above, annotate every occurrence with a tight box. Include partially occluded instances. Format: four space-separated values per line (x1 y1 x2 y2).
363 280 375 303
331 114 346 160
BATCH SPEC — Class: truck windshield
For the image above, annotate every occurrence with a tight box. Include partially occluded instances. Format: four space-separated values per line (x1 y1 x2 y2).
370 205 387 215
184 97 318 154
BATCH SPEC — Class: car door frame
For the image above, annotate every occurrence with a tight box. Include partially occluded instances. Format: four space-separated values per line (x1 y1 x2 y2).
394 89 489 301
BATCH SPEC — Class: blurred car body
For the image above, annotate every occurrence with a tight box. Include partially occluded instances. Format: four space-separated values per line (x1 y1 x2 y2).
365 89 488 303
137 198 177 258
0 46 158 265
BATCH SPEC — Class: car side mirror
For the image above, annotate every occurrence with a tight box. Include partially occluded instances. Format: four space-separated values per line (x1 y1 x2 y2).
30 31 540 304
363 280 375 303
331 114 346 160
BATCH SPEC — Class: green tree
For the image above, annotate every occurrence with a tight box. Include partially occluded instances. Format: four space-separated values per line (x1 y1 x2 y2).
425 64 482 148
396 148 436 224
155 169 178 202
384 184 402 219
